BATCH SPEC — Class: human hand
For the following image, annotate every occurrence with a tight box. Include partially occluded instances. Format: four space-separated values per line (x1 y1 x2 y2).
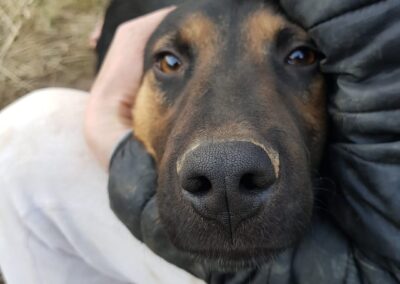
85 7 174 169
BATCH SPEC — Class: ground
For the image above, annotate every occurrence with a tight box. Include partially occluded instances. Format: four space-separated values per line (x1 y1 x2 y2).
0 0 107 282
0 0 106 109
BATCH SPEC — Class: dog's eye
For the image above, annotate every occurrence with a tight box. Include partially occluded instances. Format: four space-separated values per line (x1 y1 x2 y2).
286 47 317 66
156 53 182 74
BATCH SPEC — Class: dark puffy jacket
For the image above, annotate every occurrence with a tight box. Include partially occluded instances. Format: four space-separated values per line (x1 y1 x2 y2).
108 0 400 282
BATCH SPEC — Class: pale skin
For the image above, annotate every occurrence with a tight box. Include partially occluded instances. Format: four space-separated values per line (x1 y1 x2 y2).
85 7 175 169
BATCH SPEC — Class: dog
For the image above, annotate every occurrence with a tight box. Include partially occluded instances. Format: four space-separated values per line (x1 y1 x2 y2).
98 0 326 270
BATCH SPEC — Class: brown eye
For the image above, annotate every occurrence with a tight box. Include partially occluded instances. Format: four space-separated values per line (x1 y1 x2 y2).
157 53 182 74
286 47 317 66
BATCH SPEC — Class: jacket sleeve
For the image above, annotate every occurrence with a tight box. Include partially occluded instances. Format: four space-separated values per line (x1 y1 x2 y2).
280 0 400 279
108 133 208 279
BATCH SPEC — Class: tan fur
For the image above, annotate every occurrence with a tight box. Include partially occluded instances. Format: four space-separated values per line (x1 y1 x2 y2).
132 72 171 160
152 13 220 63
243 9 285 61
153 13 220 59
179 13 220 63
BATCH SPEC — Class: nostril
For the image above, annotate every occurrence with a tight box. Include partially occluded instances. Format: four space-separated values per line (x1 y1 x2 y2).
182 176 212 194
239 172 273 192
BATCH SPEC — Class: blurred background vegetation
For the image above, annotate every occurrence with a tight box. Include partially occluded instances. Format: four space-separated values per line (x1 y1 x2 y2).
0 0 107 109
0 1 108 282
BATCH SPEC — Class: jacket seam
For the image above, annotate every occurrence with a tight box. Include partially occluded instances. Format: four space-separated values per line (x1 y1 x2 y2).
334 144 400 165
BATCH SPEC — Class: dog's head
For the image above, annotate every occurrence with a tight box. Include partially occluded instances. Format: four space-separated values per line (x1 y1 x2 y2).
132 0 326 269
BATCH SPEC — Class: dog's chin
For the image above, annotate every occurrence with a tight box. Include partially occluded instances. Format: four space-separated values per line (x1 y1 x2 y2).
185 247 288 272
160 203 312 271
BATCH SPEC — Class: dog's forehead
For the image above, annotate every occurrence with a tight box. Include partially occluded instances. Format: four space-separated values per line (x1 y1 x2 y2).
152 1 290 54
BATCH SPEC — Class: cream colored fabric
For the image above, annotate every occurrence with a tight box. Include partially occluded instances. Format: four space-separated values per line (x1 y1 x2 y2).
0 88 204 284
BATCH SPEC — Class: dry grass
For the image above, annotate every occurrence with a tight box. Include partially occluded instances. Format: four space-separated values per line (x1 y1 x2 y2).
0 0 107 109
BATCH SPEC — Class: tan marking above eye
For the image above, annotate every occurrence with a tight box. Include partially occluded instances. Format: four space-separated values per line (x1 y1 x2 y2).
242 9 285 61
179 13 219 49
151 13 220 76
132 72 171 160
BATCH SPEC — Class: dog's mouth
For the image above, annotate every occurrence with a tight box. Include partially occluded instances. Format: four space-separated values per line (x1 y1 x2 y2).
188 246 288 271
158 187 312 271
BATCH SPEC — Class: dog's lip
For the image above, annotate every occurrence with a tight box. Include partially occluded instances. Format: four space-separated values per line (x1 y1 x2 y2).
180 239 291 258
186 246 288 269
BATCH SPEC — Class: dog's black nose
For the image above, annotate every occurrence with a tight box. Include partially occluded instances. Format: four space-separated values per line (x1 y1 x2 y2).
178 141 277 232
